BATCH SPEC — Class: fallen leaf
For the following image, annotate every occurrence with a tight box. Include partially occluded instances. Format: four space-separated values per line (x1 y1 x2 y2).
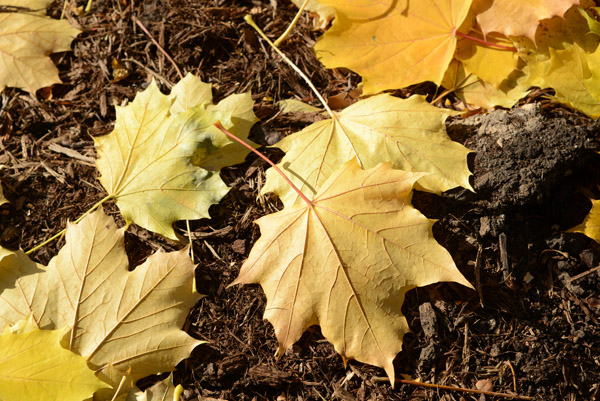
2 0 53 13
95 77 256 239
442 60 531 109
235 159 473 382
261 94 472 208
0 209 202 398
126 374 182 401
0 323 109 401
517 3 600 117
472 0 580 41
0 247 45 329
570 198 600 241
0 5 80 94
314 0 472 94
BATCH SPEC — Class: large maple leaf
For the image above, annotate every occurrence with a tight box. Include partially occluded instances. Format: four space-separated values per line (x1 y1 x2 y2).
95 76 257 239
314 0 472 94
0 322 109 401
0 1 80 94
261 94 472 208
0 209 202 399
472 0 580 42
235 160 472 382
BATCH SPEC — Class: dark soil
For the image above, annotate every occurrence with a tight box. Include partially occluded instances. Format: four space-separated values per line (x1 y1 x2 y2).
1 1 600 400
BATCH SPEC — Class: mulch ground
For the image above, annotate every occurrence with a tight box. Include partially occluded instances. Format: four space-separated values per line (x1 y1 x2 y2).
2 1 600 400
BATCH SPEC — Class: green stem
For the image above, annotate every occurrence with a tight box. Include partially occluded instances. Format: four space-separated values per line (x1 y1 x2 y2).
244 15 336 120
456 31 517 51
25 194 114 255
213 121 313 207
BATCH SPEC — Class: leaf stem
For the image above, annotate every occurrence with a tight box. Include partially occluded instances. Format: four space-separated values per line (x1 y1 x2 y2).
25 194 114 255
244 14 336 120
274 0 310 47
213 121 313 207
456 31 517 51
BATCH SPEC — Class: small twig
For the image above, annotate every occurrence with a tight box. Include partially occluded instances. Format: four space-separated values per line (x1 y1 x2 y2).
474 245 484 307
568 265 600 283
505 360 518 392
372 377 535 400
133 16 184 79
499 233 512 285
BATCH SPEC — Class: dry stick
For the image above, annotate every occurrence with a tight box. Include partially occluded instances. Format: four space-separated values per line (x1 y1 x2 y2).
244 15 335 120
213 121 313 208
274 0 310 47
372 378 535 400
133 16 184 80
568 264 600 283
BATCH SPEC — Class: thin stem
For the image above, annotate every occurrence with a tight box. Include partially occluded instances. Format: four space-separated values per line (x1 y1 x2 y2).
372 377 534 400
213 121 313 207
274 0 310 47
456 31 517 51
134 16 184 79
244 15 335 120
25 194 113 255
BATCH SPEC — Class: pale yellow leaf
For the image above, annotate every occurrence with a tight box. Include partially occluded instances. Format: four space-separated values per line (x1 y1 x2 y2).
261 94 472 208
168 73 258 171
0 325 109 401
235 159 472 382
2 0 53 13
34 209 203 390
125 374 181 401
0 209 203 399
168 73 213 115
314 0 473 94
95 79 234 239
472 0 580 41
0 11 80 94
0 247 45 330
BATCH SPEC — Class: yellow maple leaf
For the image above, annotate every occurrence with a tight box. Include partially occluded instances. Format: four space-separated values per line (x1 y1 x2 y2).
516 2 600 117
0 324 109 401
261 94 472 208
95 76 256 240
0 209 202 398
314 0 472 94
235 159 472 382
472 0 580 42
0 4 80 94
